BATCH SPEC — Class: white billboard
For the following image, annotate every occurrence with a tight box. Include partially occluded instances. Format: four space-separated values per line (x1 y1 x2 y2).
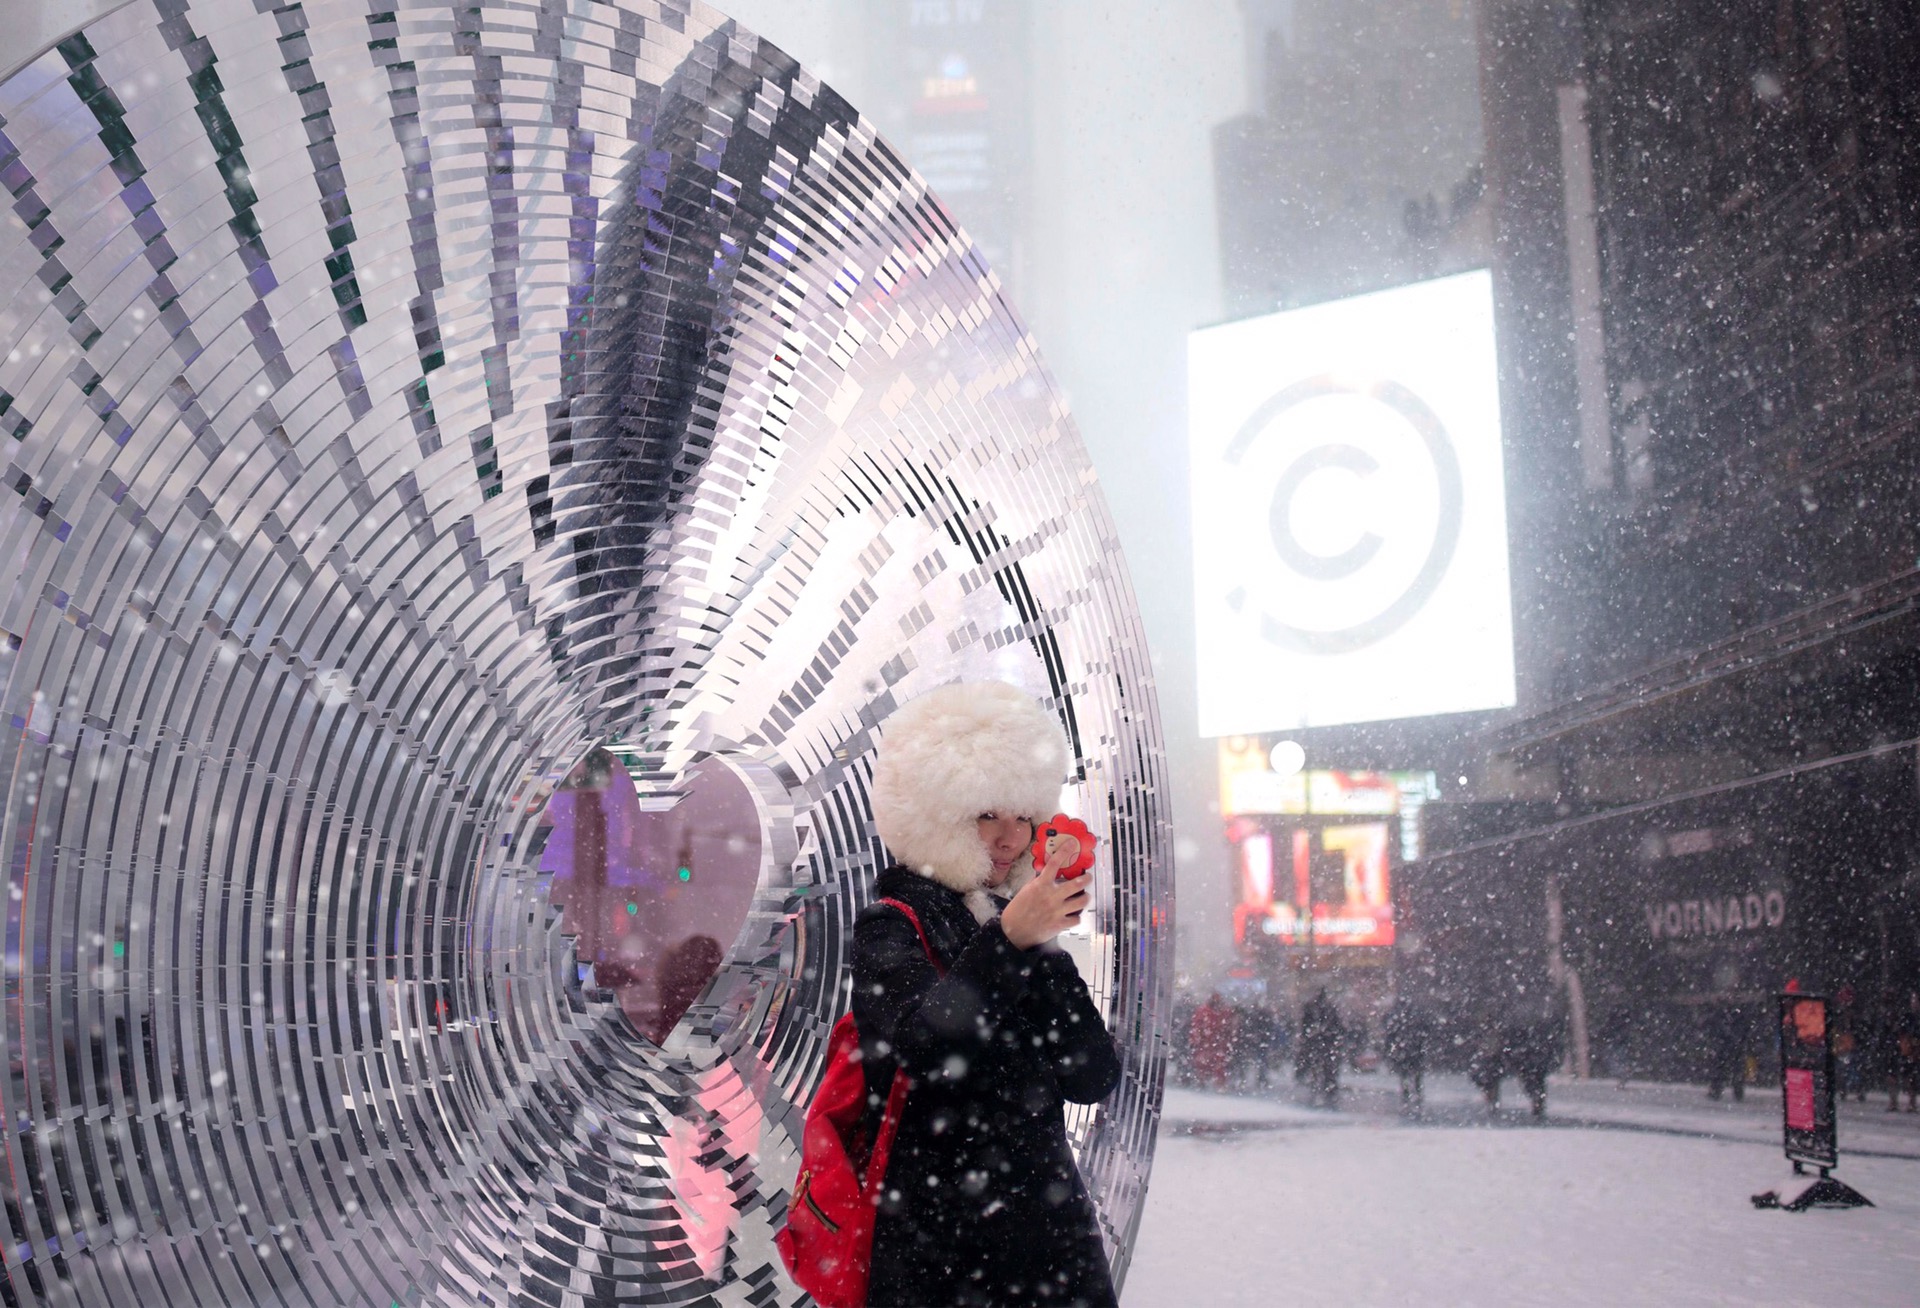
1189 270 1516 735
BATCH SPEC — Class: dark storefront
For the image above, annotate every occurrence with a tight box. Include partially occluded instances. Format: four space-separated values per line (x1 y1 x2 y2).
1407 752 1920 1083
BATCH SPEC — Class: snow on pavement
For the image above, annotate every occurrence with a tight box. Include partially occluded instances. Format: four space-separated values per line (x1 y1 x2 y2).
1126 1081 1919 1306
1158 1085 1329 1125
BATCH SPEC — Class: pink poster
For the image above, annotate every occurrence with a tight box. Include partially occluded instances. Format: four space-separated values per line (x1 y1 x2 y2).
1785 1068 1816 1132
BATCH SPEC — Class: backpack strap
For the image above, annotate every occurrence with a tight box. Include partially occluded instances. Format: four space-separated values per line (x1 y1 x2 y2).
875 897 945 976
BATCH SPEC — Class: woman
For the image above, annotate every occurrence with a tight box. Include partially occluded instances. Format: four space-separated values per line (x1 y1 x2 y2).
855 681 1122 1308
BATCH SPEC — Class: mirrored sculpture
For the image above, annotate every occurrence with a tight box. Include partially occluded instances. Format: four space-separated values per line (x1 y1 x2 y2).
0 2 1171 1303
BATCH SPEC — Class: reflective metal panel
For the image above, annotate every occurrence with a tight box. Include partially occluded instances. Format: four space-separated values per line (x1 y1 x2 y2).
0 3 1171 1303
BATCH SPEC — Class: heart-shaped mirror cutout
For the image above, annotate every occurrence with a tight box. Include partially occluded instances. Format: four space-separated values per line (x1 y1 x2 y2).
541 750 762 1044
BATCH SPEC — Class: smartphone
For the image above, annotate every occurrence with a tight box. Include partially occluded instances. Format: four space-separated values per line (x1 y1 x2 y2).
1031 815 1097 879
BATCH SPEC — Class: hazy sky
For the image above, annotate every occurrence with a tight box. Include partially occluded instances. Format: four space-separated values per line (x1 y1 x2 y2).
716 0 1251 974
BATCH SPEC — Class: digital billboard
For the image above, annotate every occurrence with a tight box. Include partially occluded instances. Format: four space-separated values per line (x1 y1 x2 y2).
1189 270 1516 734
1216 737 1438 861
1231 819 1395 949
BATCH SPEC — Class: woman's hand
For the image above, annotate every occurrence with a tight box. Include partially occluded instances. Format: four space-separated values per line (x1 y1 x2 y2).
1000 864 1091 950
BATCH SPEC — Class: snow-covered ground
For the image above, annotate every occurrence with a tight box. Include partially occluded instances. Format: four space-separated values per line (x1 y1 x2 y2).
1124 1074 1920 1306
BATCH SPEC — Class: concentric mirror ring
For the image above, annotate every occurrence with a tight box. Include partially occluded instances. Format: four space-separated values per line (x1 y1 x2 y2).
0 3 1171 1303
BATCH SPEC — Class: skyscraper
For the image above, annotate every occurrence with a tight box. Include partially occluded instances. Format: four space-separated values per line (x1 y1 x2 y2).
859 0 1034 299
1214 0 1486 316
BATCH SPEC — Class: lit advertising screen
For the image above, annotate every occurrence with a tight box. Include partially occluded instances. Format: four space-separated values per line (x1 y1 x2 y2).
1189 270 1516 735
1217 738 1438 862
1231 819 1394 949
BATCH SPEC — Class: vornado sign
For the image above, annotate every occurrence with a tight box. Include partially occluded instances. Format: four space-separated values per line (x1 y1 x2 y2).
1644 889 1787 940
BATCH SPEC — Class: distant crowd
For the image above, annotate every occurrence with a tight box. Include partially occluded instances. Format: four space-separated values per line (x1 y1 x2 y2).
1169 983 1920 1114
1172 988 1563 1115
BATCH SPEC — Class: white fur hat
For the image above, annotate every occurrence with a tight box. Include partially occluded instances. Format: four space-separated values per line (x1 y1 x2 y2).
870 681 1069 907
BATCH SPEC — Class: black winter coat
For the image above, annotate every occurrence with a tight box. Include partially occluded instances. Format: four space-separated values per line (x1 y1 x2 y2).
852 865 1122 1308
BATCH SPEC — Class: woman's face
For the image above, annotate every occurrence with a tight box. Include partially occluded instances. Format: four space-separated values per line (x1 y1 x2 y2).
975 812 1034 888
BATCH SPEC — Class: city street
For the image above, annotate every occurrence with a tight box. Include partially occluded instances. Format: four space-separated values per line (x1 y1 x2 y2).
1126 1075 1920 1306
7 2 1920 1305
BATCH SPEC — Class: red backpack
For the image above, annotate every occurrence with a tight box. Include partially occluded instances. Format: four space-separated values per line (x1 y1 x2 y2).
776 898 941 1308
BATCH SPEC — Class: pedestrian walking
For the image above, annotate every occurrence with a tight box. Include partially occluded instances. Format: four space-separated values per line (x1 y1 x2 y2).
1246 1003 1280 1091
1469 1015 1506 1109
1833 985 1866 1103
1890 990 1920 1114
1508 1004 1562 1118
1189 993 1234 1091
1297 989 1344 1107
1705 1003 1748 1103
1382 996 1432 1113
1227 1002 1260 1089
854 682 1121 1307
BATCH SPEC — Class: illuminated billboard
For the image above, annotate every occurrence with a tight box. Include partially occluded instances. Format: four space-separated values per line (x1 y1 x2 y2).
1217 738 1438 861
1189 270 1516 734
1232 820 1395 949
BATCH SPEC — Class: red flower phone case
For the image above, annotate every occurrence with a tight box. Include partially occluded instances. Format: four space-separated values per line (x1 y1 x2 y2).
1030 814 1096 878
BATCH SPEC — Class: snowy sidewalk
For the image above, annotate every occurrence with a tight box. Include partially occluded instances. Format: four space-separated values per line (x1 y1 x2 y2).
1125 1076 1919 1306
1533 1075 1920 1161
1157 1070 1920 1160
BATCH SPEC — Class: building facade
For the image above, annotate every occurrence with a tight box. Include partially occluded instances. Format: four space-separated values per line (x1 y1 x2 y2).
1410 0 1920 1081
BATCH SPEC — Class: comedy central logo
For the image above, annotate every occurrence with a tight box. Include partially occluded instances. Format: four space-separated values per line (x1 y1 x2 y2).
1221 374 1463 655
